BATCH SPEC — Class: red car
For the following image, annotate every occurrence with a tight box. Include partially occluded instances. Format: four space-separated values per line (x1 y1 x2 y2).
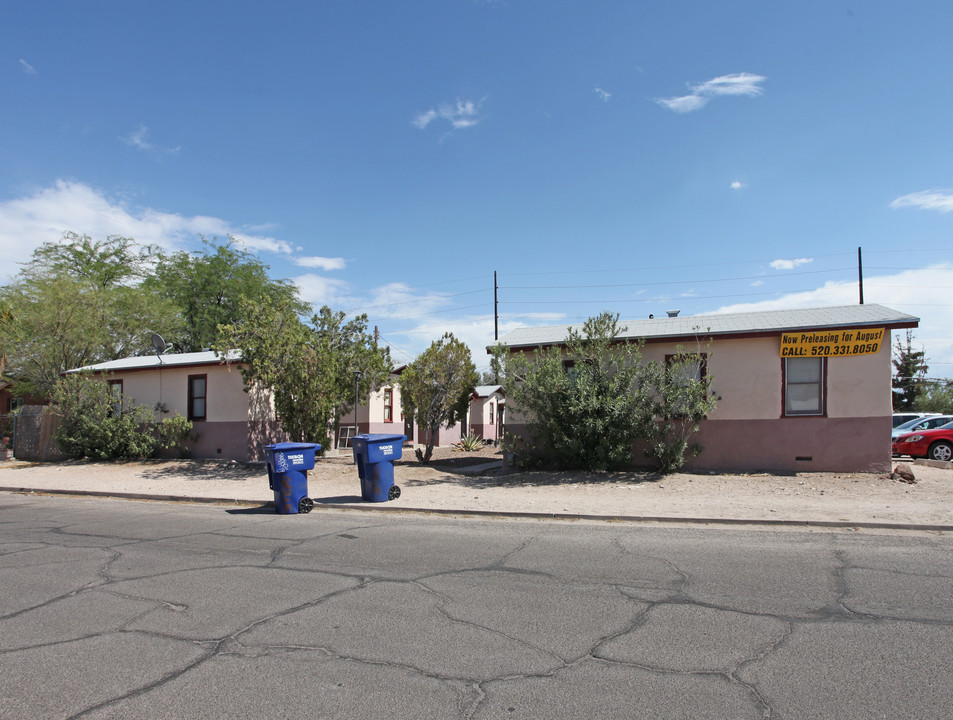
892 422 953 462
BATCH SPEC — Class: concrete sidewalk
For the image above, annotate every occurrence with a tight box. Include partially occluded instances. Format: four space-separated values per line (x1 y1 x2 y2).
1 456 951 531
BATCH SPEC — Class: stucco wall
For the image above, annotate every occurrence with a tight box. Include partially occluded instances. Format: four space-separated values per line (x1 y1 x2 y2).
501 328 895 473
111 363 254 422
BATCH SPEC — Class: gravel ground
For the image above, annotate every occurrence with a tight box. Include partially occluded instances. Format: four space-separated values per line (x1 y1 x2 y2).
1 447 951 527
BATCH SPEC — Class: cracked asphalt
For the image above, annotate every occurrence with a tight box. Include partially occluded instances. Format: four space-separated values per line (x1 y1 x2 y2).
1 492 951 719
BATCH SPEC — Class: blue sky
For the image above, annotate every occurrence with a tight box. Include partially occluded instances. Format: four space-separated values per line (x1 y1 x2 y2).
2 1 951 378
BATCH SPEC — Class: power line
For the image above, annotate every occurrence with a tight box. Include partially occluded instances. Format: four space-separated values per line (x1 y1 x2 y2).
502 267 855 291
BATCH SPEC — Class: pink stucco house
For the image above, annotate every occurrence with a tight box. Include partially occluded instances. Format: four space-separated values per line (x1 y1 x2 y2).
67 351 286 461
469 385 504 444
495 304 918 473
336 367 468 451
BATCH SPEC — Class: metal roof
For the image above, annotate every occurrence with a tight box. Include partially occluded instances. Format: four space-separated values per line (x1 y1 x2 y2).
495 304 919 349
472 384 503 397
67 350 242 374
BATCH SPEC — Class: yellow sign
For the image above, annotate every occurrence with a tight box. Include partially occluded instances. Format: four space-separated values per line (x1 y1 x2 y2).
780 327 885 358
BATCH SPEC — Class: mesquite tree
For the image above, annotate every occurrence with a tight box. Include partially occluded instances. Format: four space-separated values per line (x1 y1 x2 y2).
399 333 478 463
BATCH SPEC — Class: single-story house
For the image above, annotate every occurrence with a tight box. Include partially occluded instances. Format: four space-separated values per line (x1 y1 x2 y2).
335 370 409 449
337 365 465 450
469 385 504 444
494 304 918 473
67 351 286 461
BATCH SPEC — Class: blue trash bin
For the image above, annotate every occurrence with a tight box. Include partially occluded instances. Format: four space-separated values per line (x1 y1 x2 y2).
352 434 406 502
265 442 321 514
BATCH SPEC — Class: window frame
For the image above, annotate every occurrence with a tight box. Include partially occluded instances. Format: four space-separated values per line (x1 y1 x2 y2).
782 357 827 417
188 374 208 422
383 387 394 423
107 379 123 417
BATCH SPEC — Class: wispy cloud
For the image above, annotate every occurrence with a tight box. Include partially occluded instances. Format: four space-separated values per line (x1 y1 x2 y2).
594 87 611 102
121 125 181 155
294 255 346 271
890 189 953 214
770 258 813 270
657 73 766 114
19 59 37 75
0 180 294 281
730 180 747 190
413 99 484 131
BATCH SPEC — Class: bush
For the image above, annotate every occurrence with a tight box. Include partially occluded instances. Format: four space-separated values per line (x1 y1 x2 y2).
156 412 197 457
499 313 718 474
52 372 162 460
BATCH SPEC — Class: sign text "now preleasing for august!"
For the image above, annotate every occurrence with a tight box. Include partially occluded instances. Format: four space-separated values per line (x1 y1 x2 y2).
780 328 885 358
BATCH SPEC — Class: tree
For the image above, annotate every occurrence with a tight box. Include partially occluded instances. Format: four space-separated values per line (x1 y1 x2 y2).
920 380 953 414
892 330 928 410
501 313 651 471
146 237 306 352
21 232 159 288
399 333 478 463
216 299 391 449
0 234 180 399
499 312 717 473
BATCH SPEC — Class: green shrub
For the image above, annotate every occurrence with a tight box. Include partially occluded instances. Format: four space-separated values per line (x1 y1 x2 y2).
52 372 158 460
156 412 196 457
499 313 718 474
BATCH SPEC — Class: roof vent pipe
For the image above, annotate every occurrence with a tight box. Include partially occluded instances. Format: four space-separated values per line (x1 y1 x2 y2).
666 310 680 317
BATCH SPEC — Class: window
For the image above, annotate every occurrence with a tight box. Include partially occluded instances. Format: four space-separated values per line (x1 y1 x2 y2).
665 354 707 383
665 353 708 417
383 388 393 422
784 358 824 416
188 375 207 421
108 380 123 417
489 402 494 424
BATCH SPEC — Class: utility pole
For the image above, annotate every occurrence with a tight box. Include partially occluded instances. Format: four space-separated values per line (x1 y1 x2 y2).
494 271 499 341
857 246 864 305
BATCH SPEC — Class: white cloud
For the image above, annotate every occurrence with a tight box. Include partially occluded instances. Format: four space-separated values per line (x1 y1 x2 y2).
890 190 953 214
362 283 453 319
0 180 293 281
692 73 766 97
656 94 710 113
413 99 484 131
770 257 813 270
19 59 37 75
658 72 766 113
291 273 353 307
121 125 180 155
594 87 611 102
712 265 953 378
294 256 346 271
730 180 747 190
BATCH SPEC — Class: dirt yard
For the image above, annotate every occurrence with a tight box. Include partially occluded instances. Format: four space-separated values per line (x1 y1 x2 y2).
1 444 951 527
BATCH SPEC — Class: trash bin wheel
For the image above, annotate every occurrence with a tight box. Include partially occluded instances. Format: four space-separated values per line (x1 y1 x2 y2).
388 485 401 501
298 497 314 514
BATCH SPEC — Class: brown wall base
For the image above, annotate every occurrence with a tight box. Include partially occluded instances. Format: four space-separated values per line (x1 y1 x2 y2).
184 420 289 462
505 416 892 474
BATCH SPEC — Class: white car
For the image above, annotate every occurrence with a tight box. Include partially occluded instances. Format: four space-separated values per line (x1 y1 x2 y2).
892 412 935 428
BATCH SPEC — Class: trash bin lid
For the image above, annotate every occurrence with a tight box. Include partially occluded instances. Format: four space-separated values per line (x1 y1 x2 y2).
266 442 322 451
353 434 406 444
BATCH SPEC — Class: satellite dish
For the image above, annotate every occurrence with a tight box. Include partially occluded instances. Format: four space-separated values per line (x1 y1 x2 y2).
151 333 167 355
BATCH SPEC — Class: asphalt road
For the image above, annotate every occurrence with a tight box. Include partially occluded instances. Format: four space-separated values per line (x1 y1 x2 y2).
1 493 951 719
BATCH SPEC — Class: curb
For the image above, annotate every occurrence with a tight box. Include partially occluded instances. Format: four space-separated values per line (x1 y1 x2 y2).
3 486 952 532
